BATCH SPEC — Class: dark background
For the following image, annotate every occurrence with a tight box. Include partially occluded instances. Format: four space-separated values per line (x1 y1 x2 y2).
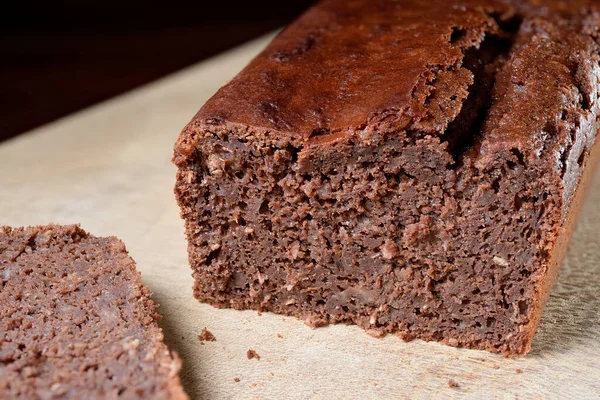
1 1 315 142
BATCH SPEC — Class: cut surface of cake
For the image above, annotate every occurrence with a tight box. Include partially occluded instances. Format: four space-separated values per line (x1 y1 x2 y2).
0 224 187 399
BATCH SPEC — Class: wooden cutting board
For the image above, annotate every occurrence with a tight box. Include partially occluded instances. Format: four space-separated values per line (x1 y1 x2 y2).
1 33 599 399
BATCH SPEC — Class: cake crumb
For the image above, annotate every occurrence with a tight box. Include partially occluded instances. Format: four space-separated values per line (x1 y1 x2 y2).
366 328 385 338
448 379 459 388
247 349 261 360
234 378 240 383
198 328 216 343
492 256 509 266
380 240 399 260
516 368 523 374
277 333 283 338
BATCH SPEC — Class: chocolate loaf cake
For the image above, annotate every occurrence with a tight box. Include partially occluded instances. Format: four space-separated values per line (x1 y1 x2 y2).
174 0 600 355
0 225 187 399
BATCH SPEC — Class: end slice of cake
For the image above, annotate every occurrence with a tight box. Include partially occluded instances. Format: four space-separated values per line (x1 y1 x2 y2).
174 0 600 355
0 224 187 399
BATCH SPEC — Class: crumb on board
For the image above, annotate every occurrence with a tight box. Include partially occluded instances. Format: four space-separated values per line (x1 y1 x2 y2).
234 378 240 383
247 349 261 360
366 328 385 338
198 328 216 343
492 364 500 370
448 379 459 388
516 368 523 374
277 333 283 338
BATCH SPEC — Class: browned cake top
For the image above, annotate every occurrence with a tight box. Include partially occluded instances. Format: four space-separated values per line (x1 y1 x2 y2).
176 0 600 178
0 225 187 400
193 0 505 137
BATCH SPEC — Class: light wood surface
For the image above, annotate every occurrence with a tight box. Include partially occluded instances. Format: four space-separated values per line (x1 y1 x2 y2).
1 34 599 399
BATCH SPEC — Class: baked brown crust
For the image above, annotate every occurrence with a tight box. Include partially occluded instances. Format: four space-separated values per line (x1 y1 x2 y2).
0 224 187 399
174 0 600 355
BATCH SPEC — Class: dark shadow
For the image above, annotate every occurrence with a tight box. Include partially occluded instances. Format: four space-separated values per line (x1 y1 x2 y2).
0 1 315 142
152 289 206 400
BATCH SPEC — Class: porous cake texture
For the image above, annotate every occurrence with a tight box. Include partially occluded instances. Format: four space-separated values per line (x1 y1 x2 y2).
0 225 187 399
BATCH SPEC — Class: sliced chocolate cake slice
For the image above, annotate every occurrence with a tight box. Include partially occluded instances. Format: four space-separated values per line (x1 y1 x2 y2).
0 224 187 399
